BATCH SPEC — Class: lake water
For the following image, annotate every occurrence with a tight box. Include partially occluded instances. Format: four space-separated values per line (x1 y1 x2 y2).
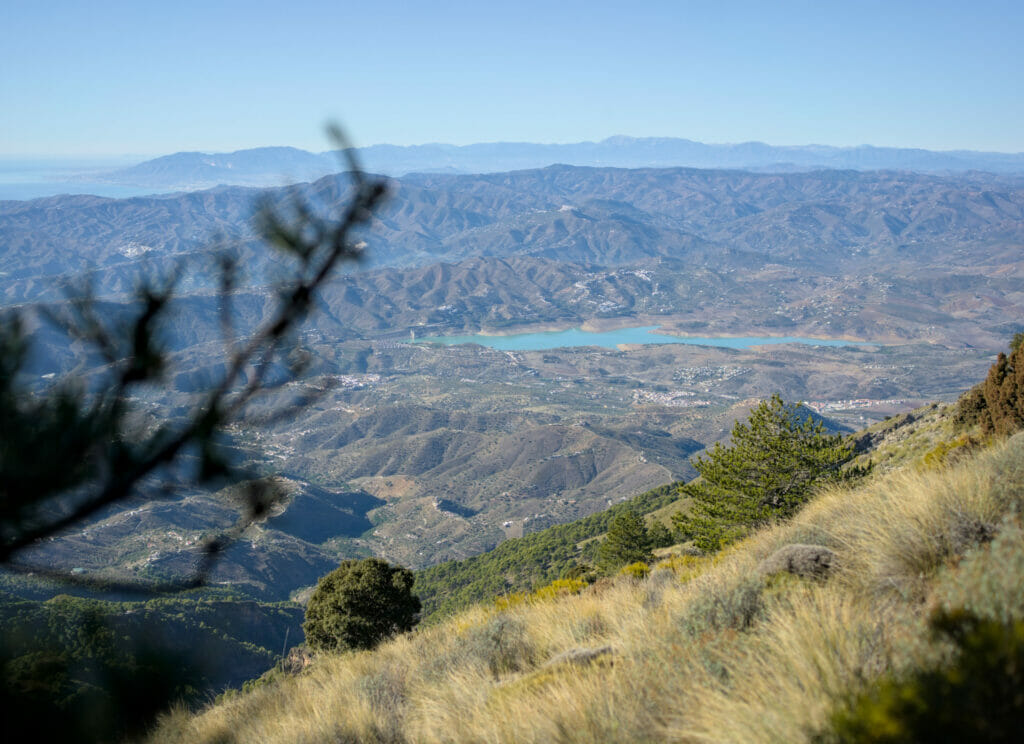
412 326 871 351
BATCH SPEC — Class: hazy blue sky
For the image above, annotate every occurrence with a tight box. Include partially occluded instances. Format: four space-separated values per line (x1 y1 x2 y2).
2 0 1021 156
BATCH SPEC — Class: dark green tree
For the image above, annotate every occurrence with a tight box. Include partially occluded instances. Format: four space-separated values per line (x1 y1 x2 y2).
304 558 421 653
647 520 675 549
597 510 654 572
956 335 1024 436
673 394 863 552
980 345 1023 436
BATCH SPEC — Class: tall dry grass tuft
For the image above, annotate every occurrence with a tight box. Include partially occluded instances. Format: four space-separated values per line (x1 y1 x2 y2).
810 433 1023 596
149 433 1024 744
666 585 906 743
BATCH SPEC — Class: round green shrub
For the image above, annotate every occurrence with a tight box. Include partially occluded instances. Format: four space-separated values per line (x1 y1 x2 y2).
303 558 420 653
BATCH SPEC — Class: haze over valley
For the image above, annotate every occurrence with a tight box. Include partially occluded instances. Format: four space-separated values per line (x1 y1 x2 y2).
6 136 1023 197
3 158 1020 598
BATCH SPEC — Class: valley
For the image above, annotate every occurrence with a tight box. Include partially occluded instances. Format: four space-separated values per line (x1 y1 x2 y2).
16 331 992 602
1 163 1020 602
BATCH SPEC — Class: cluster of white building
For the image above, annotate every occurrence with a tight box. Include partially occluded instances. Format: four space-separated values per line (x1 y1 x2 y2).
329 373 381 389
804 398 906 413
633 389 713 407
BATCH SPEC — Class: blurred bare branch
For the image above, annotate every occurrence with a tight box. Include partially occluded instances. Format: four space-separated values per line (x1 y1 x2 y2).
0 126 388 591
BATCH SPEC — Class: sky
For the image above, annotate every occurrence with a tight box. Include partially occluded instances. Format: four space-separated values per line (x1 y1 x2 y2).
2 0 1022 157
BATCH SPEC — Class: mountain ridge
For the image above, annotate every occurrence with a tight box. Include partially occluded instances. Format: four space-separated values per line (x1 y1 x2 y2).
4 165 1022 307
81 136 1024 192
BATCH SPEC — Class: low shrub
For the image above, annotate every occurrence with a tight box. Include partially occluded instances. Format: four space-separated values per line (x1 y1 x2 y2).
817 608 1024 743
494 578 589 611
461 616 536 677
620 562 650 580
933 519 1024 624
680 575 764 636
920 433 981 469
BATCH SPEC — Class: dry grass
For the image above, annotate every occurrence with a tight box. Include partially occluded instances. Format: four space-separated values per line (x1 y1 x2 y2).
668 586 905 743
149 433 1024 744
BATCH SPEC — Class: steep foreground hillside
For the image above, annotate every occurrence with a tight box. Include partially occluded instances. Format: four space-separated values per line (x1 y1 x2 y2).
150 426 1024 742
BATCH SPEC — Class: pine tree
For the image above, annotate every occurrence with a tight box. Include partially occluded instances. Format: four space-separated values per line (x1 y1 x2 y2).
597 510 653 572
0 129 387 583
673 394 863 552
981 348 1024 436
647 520 674 549
957 336 1024 436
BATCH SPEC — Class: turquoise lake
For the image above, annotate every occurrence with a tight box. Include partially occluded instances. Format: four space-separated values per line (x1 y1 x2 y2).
412 326 871 351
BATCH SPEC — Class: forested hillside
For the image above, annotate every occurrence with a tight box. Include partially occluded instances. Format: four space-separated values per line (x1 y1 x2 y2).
414 481 681 620
0 586 302 741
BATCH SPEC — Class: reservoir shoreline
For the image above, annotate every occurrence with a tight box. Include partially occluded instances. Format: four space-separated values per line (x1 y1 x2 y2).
409 325 876 352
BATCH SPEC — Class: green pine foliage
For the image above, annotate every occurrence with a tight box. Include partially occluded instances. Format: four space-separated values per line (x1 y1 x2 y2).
647 520 675 549
979 346 1024 436
956 335 1024 436
0 130 386 586
597 510 654 572
303 558 421 653
0 139 385 739
673 394 863 552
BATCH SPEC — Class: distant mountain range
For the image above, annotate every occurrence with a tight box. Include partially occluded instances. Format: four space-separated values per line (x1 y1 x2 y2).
87 136 1024 191
5 165 1022 354
8 165 1022 305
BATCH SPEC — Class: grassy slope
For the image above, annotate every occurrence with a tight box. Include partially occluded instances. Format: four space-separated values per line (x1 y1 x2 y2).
151 413 1024 742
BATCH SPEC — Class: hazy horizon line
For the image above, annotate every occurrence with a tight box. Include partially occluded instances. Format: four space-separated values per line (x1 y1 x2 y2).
4 134 1023 162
